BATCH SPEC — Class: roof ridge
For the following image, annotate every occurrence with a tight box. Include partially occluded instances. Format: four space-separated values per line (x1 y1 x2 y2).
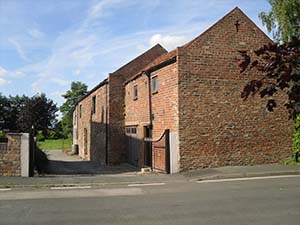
124 49 177 84
111 44 167 75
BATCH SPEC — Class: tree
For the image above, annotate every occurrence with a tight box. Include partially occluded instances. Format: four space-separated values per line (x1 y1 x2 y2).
17 93 58 135
239 41 300 118
60 82 88 137
9 95 29 130
259 0 300 43
239 0 300 162
0 93 11 130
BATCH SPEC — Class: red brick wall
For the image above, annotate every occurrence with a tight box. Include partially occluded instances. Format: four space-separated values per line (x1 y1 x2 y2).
90 84 109 164
125 75 150 167
177 8 293 170
125 75 150 126
74 45 166 165
0 134 21 176
108 44 167 165
124 62 178 168
151 63 179 138
75 83 109 162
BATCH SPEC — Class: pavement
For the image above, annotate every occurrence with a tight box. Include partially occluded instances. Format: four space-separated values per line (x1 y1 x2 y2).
1 162 300 189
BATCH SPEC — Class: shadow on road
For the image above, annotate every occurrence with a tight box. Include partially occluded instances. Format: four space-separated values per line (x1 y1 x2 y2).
43 160 138 175
37 149 138 176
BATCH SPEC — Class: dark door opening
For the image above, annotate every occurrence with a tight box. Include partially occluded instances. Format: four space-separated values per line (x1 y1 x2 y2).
84 128 88 156
144 126 152 167
126 126 138 166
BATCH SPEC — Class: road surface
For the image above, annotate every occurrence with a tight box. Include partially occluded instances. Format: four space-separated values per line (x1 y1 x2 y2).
0 175 299 225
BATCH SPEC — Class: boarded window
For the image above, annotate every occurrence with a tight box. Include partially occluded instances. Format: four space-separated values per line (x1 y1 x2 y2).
152 76 158 93
92 96 96 114
133 85 138 100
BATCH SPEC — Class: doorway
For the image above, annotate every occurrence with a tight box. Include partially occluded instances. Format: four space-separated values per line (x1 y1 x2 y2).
84 128 88 156
126 126 139 166
144 126 152 167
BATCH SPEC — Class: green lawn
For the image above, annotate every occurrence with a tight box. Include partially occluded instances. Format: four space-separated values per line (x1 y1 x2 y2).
37 138 72 150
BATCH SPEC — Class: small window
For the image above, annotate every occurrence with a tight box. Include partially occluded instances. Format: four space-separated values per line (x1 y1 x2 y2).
131 127 137 134
92 96 96 114
133 85 138 100
79 105 82 118
125 126 137 135
152 76 158 93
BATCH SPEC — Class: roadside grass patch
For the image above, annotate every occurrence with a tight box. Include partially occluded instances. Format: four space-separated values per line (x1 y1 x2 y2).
284 157 300 166
38 138 72 150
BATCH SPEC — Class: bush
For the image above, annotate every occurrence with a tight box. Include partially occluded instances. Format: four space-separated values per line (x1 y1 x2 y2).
0 130 5 138
292 113 300 162
48 130 57 139
36 130 45 142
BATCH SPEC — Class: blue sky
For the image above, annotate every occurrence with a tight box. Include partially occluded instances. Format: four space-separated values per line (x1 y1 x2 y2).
0 0 271 107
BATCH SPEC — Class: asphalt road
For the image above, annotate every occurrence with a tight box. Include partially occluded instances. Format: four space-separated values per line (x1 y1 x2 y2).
0 176 300 225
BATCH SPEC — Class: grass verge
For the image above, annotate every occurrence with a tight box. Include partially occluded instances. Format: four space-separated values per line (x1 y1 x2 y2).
37 138 72 150
284 157 300 165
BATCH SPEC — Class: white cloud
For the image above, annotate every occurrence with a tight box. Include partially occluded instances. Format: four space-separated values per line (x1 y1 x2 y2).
0 66 24 78
74 69 81 75
149 34 188 50
88 0 127 20
28 28 44 39
51 78 70 86
8 38 29 61
0 78 11 86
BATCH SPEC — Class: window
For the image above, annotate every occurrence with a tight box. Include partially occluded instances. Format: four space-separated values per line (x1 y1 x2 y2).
131 127 137 134
92 96 96 114
125 126 137 135
133 85 138 100
152 76 158 93
79 105 82 118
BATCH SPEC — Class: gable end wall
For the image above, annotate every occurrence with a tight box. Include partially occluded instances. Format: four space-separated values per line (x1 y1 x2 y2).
178 8 293 170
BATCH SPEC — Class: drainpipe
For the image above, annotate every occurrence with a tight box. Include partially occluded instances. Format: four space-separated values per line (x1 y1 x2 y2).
145 71 153 169
105 82 109 165
76 106 79 142
145 71 153 129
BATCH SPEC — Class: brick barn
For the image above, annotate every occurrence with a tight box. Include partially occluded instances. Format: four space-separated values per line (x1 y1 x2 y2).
73 44 167 164
74 7 293 173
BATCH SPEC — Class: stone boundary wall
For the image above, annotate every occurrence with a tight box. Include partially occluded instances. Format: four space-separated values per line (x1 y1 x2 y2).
0 133 22 176
0 133 30 177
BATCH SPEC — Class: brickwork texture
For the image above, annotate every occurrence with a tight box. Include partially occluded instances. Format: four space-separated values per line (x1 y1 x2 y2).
0 134 21 176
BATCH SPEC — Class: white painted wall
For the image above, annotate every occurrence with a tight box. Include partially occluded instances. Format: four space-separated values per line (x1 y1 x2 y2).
170 132 180 173
20 133 30 177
